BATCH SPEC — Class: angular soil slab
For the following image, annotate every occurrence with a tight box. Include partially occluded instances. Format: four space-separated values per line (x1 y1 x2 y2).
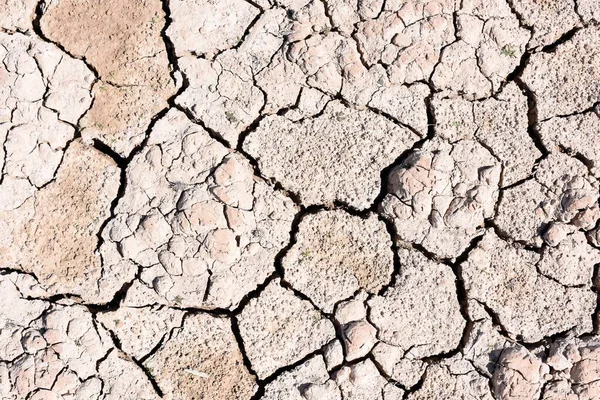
521 25 600 120
244 100 419 209
0 274 157 399
102 109 297 310
283 210 394 313
40 0 176 156
167 0 260 58
432 0 529 99
433 83 541 187
380 138 501 259
144 313 257 399
1 140 122 300
237 279 336 379
462 230 596 342
367 248 465 358
495 153 599 246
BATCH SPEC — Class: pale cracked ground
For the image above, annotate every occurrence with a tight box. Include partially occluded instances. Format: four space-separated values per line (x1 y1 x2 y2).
2 0 600 399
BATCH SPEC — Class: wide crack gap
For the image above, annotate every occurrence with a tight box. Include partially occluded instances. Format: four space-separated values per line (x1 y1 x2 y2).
513 76 549 161
540 27 582 53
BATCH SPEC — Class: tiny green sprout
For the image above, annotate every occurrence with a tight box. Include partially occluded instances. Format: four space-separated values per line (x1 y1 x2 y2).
322 26 331 35
98 85 106 92
225 110 238 123
95 123 104 129
174 295 183 304
300 249 311 260
501 45 517 58
450 120 462 128
151 17 157 25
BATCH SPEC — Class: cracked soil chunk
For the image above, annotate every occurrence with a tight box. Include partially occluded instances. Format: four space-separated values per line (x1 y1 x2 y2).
462 230 596 342
144 313 257 400
539 107 600 178
261 355 338 400
542 336 600 400
238 280 336 379
1 140 121 300
492 346 549 400
407 356 494 400
103 109 297 310
434 83 541 187
380 138 501 259
0 32 94 188
0 279 157 400
432 0 529 99
244 100 419 209
96 306 185 360
282 210 394 313
521 25 600 120
176 55 265 147
40 0 176 157
511 0 580 48
0 0 36 32
495 153 600 246
354 0 457 84
368 247 465 358
167 0 259 58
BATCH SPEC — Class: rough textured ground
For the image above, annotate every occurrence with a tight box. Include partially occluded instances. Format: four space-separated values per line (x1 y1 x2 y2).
1 0 600 399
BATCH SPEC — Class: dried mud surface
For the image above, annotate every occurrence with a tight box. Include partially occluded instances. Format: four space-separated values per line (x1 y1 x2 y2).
1 0 600 399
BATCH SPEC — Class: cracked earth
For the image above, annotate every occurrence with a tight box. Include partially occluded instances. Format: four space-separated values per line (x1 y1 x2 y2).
1 0 600 399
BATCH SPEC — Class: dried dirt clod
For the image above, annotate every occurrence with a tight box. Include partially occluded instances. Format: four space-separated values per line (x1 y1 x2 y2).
283 210 394 313
244 100 419 209
542 336 600 400
174 8 290 146
538 231 600 286
261 355 339 400
167 0 260 58
98 350 161 400
96 306 185 361
0 0 36 31
431 0 529 99
144 313 257 400
0 282 158 400
461 230 596 342
354 0 457 84
539 107 600 178
492 346 549 400
1 140 123 301
511 0 581 48
103 109 297 310
521 25 600 121
406 356 494 400
367 247 465 358
495 153 600 247
0 32 93 188
237 279 336 379
371 342 426 388
39 0 177 157
380 138 501 259
462 300 512 377
433 83 541 187
333 359 403 400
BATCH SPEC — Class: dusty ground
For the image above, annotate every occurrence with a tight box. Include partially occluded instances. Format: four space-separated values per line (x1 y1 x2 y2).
1 0 600 399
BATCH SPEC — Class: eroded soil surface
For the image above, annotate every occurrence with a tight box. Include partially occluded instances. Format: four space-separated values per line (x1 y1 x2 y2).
1 0 600 399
